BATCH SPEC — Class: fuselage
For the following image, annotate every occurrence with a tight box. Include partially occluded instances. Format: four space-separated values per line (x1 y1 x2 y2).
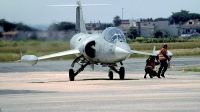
70 27 132 64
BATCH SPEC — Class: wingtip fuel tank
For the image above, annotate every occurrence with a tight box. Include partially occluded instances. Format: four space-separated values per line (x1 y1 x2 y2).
21 55 38 66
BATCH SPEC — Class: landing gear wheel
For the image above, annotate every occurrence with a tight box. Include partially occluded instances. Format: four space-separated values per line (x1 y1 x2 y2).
69 69 75 81
119 67 125 79
108 70 113 80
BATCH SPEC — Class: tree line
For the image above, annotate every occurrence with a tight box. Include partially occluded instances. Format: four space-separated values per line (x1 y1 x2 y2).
0 19 37 32
123 10 200 39
1 9 200 32
1 9 200 39
113 10 200 27
169 10 200 24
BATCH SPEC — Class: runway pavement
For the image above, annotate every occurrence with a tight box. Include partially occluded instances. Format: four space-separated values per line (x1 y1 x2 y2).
1 57 200 73
0 58 200 111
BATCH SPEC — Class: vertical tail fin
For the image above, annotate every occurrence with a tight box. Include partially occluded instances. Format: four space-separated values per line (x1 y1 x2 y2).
44 1 110 34
76 1 110 33
76 1 87 33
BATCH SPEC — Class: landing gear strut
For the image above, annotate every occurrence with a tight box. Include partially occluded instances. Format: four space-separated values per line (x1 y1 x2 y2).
108 70 113 80
69 55 89 81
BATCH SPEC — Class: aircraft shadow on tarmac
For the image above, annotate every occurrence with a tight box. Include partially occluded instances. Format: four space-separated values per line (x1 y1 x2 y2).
29 78 139 83
28 77 178 83
0 89 54 95
78 78 139 81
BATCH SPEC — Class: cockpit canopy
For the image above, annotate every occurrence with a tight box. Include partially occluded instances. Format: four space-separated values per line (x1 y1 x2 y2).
102 27 126 43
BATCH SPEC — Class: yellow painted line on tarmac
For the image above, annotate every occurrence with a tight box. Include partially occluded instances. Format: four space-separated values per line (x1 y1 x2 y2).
0 96 200 106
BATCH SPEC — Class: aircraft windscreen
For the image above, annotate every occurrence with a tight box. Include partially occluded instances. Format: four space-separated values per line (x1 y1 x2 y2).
102 27 126 43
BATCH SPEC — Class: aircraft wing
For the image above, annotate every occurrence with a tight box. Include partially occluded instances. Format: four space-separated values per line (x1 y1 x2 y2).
131 50 155 56
131 49 173 57
19 49 80 66
38 49 80 60
131 46 173 57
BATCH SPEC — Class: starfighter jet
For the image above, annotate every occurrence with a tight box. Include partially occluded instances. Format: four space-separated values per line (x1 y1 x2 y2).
18 1 173 81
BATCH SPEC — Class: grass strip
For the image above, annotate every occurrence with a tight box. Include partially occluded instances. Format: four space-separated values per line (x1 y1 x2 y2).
0 40 200 62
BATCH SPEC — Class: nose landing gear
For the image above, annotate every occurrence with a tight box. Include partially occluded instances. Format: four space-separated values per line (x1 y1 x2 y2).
119 67 125 79
108 62 125 80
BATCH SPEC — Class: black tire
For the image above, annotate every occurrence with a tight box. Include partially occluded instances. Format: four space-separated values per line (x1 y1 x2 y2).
119 67 125 79
144 75 147 79
108 70 113 80
69 69 75 81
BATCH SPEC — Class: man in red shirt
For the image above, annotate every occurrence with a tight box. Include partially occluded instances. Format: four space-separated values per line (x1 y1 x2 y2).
157 43 170 78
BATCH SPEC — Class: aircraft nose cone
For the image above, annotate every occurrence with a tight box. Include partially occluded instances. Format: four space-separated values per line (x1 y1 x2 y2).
115 46 131 60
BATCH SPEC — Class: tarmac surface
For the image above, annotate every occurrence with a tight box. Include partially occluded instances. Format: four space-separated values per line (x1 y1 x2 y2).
0 57 200 111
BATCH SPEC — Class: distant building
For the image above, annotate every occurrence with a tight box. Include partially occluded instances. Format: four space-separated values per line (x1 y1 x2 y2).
1 31 20 41
85 21 103 34
85 18 183 37
118 20 133 35
181 19 200 34
85 21 101 30
136 19 181 38
3 31 19 37
120 20 130 27
117 19 181 38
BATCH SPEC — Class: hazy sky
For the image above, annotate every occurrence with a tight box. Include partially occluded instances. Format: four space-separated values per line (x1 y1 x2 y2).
0 0 200 26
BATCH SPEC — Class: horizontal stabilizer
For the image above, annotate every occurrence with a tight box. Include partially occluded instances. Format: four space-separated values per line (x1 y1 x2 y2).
44 5 78 7
44 4 110 7
44 2 110 34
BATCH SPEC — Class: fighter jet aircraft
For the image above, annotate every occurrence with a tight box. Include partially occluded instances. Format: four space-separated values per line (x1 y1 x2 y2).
18 1 173 81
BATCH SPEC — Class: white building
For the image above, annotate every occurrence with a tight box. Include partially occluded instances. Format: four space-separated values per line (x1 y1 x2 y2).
181 19 200 34
137 20 181 38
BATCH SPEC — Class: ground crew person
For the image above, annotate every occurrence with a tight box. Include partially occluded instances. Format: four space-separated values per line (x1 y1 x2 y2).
144 55 160 78
157 43 170 78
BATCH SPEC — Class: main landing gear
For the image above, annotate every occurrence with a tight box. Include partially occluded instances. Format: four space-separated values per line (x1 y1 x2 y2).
108 62 125 80
69 56 125 81
69 55 90 81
